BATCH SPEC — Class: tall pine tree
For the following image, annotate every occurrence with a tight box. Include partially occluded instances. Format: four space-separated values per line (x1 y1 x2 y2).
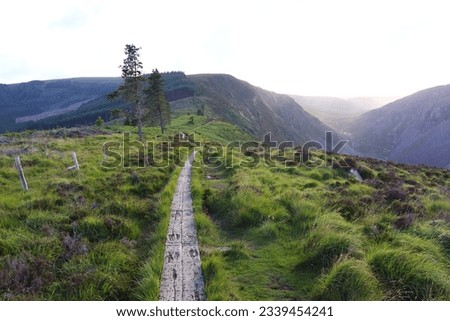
145 69 170 134
107 44 145 141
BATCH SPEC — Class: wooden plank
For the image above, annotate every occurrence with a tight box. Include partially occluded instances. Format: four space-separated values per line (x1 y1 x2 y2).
159 151 206 301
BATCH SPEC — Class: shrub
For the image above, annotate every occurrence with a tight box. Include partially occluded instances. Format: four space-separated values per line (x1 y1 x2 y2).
393 213 415 230
343 157 356 168
95 117 104 127
357 165 375 180
389 200 416 215
330 197 363 221
61 233 89 261
0 254 53 300
385 188 407 202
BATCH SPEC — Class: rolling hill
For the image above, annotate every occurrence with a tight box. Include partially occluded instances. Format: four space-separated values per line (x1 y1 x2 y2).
348 85 450 168
0 73 337 147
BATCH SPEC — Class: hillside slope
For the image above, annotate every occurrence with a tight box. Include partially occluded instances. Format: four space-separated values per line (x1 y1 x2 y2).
0 78 121 132
1 73 337 148
1 117 449 300
188 74 333 145
348 85 450 168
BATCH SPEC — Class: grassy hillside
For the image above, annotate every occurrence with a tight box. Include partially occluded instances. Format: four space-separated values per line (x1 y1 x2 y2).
189 74 333 145
0 128 174 300
192 146 450 300
0 114 246 300
0 73 192 133
0 78 122 132
1 114 449 300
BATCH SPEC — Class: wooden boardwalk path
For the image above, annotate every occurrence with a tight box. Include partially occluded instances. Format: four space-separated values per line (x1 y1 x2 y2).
159 152 206 301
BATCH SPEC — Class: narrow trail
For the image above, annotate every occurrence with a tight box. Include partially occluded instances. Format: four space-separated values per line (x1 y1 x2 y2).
159 151 206 301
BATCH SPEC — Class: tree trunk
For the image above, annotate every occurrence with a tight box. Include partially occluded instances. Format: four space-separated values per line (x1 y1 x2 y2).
136 81 144 142
157 97 165 134
159 105 164 134
137 105 143 142
159 109 164 134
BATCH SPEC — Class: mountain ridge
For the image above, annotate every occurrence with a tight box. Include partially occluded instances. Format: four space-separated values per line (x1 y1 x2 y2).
187 73 334 145
348 84 450 168
0 73 338 147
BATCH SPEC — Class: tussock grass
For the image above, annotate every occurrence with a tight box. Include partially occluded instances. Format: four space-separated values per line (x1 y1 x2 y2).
0 126 184 300
202 254 240 300
54 241 138 300
423 195 450 218
279 195 320 235
314 259 383 300
191 163 241 300
368 246 450 300
196 147 450 300
297 229 363 270
1 117 449 301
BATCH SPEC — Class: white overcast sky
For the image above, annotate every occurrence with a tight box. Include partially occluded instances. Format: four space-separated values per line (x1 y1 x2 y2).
1 0 450 97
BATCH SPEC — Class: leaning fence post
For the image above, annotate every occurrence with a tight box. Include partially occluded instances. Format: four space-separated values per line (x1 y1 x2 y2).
67 152 80 171
72 152 79 170
14 156 28 191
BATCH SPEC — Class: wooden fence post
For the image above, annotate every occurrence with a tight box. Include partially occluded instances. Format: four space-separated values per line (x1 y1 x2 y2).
67 152 80 171
72 152 79 170
14 156 28 191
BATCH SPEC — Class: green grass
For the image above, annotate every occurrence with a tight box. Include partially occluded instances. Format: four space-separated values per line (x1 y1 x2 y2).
191 144 450 300
1 111 449 301
368 246 450 300
133 166 182 300
314 259 383 300
0 126 185 300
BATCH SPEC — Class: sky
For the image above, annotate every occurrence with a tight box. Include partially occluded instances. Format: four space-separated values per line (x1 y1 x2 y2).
1 0 450 97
